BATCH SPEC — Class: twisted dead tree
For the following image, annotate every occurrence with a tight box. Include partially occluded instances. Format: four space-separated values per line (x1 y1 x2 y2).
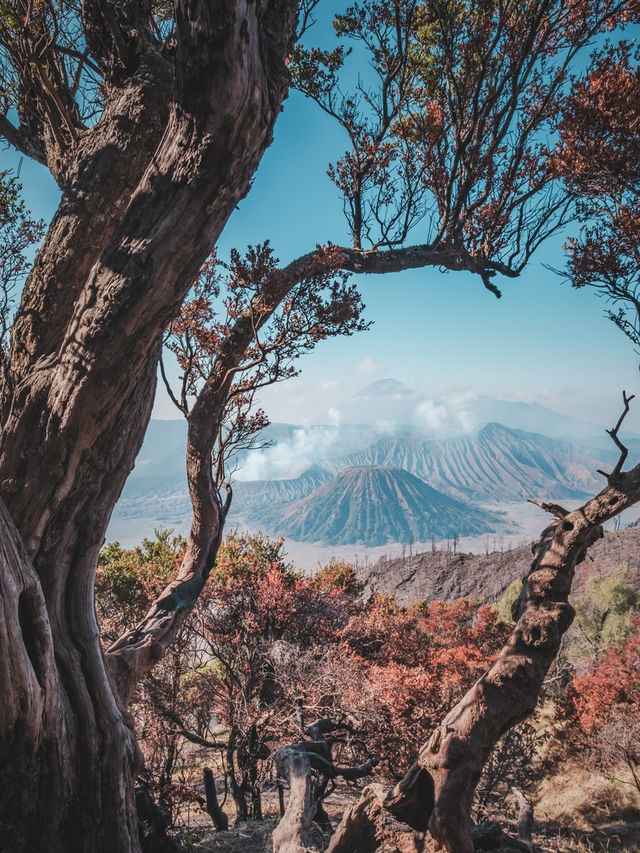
322 394 640 853
273 718 380 853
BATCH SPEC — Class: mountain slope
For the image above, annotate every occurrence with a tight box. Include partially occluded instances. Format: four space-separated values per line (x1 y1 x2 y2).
329 423 605 502
254 466 503 546
229 464 333 514
359 525 640 606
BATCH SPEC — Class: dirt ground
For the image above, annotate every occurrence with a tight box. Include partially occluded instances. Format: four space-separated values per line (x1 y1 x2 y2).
183 780 640 853
191 820 640 853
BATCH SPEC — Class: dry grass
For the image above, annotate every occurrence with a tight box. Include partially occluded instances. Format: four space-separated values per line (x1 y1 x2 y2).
524 759 640 852
193 822 273 853
535 761 640 829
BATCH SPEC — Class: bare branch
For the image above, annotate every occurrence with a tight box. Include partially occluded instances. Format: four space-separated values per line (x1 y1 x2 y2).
526 499 569 519
597 390 635 480
145 678 227 750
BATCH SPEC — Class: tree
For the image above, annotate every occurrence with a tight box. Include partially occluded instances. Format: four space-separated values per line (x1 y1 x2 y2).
565 616 640 792
0 1 639 851
321 405 640 853
553 43 640 346
97 531 366 830
341 596 510 772
0 0 304 847
570 568 638 664
97 531 514 842
189 532 356 822
273 718 380 853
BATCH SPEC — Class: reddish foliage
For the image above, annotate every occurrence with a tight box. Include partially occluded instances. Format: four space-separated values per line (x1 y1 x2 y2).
554 44 640 197
554 44 640 345
292 0 639 273
97 532 512 812
566 615 640 735
341 596 510 773
163 242 368 418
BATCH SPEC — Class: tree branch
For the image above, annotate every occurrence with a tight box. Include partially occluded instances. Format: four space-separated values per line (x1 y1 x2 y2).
597 390 635 480
145 678 227 750
282 244 519 289
526 499 569 519
0 115 47 165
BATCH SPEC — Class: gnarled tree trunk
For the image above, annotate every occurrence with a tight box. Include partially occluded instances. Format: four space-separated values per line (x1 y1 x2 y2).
273 719 381 853
0 1 298 850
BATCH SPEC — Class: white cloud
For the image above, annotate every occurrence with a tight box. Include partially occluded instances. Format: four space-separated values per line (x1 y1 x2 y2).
355 357 388 374
414 393 478 435
415 399 448 430
374 418 398 433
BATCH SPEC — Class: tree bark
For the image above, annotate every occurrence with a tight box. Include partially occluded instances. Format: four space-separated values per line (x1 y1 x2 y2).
511 788 534 853
274 720 381 853
0 2 298 851
272 749 319 853
203 767 229 832
0 496 141 852
325 785 425 853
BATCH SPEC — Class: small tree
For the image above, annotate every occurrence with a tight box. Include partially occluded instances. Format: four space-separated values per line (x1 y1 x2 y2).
566 616 640 792
554 44 640 345
571 569 639 665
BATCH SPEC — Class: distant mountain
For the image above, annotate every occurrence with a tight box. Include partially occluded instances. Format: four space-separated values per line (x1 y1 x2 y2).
467 397 608 441
254 466 503 546
328 423 606 502
122 419 187 497
109 412 627 548
230 464 333 514
333 379 620 441
119 420 367 499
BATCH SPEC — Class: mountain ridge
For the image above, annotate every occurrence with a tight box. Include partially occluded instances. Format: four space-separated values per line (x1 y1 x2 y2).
358 525 640 605
326 422 607 503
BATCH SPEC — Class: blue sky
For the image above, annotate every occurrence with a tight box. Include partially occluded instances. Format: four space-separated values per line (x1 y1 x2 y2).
3 15 640 437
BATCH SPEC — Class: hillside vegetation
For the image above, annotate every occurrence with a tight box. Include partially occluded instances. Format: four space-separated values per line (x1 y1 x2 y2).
99 528 640 853
359 525 640 606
